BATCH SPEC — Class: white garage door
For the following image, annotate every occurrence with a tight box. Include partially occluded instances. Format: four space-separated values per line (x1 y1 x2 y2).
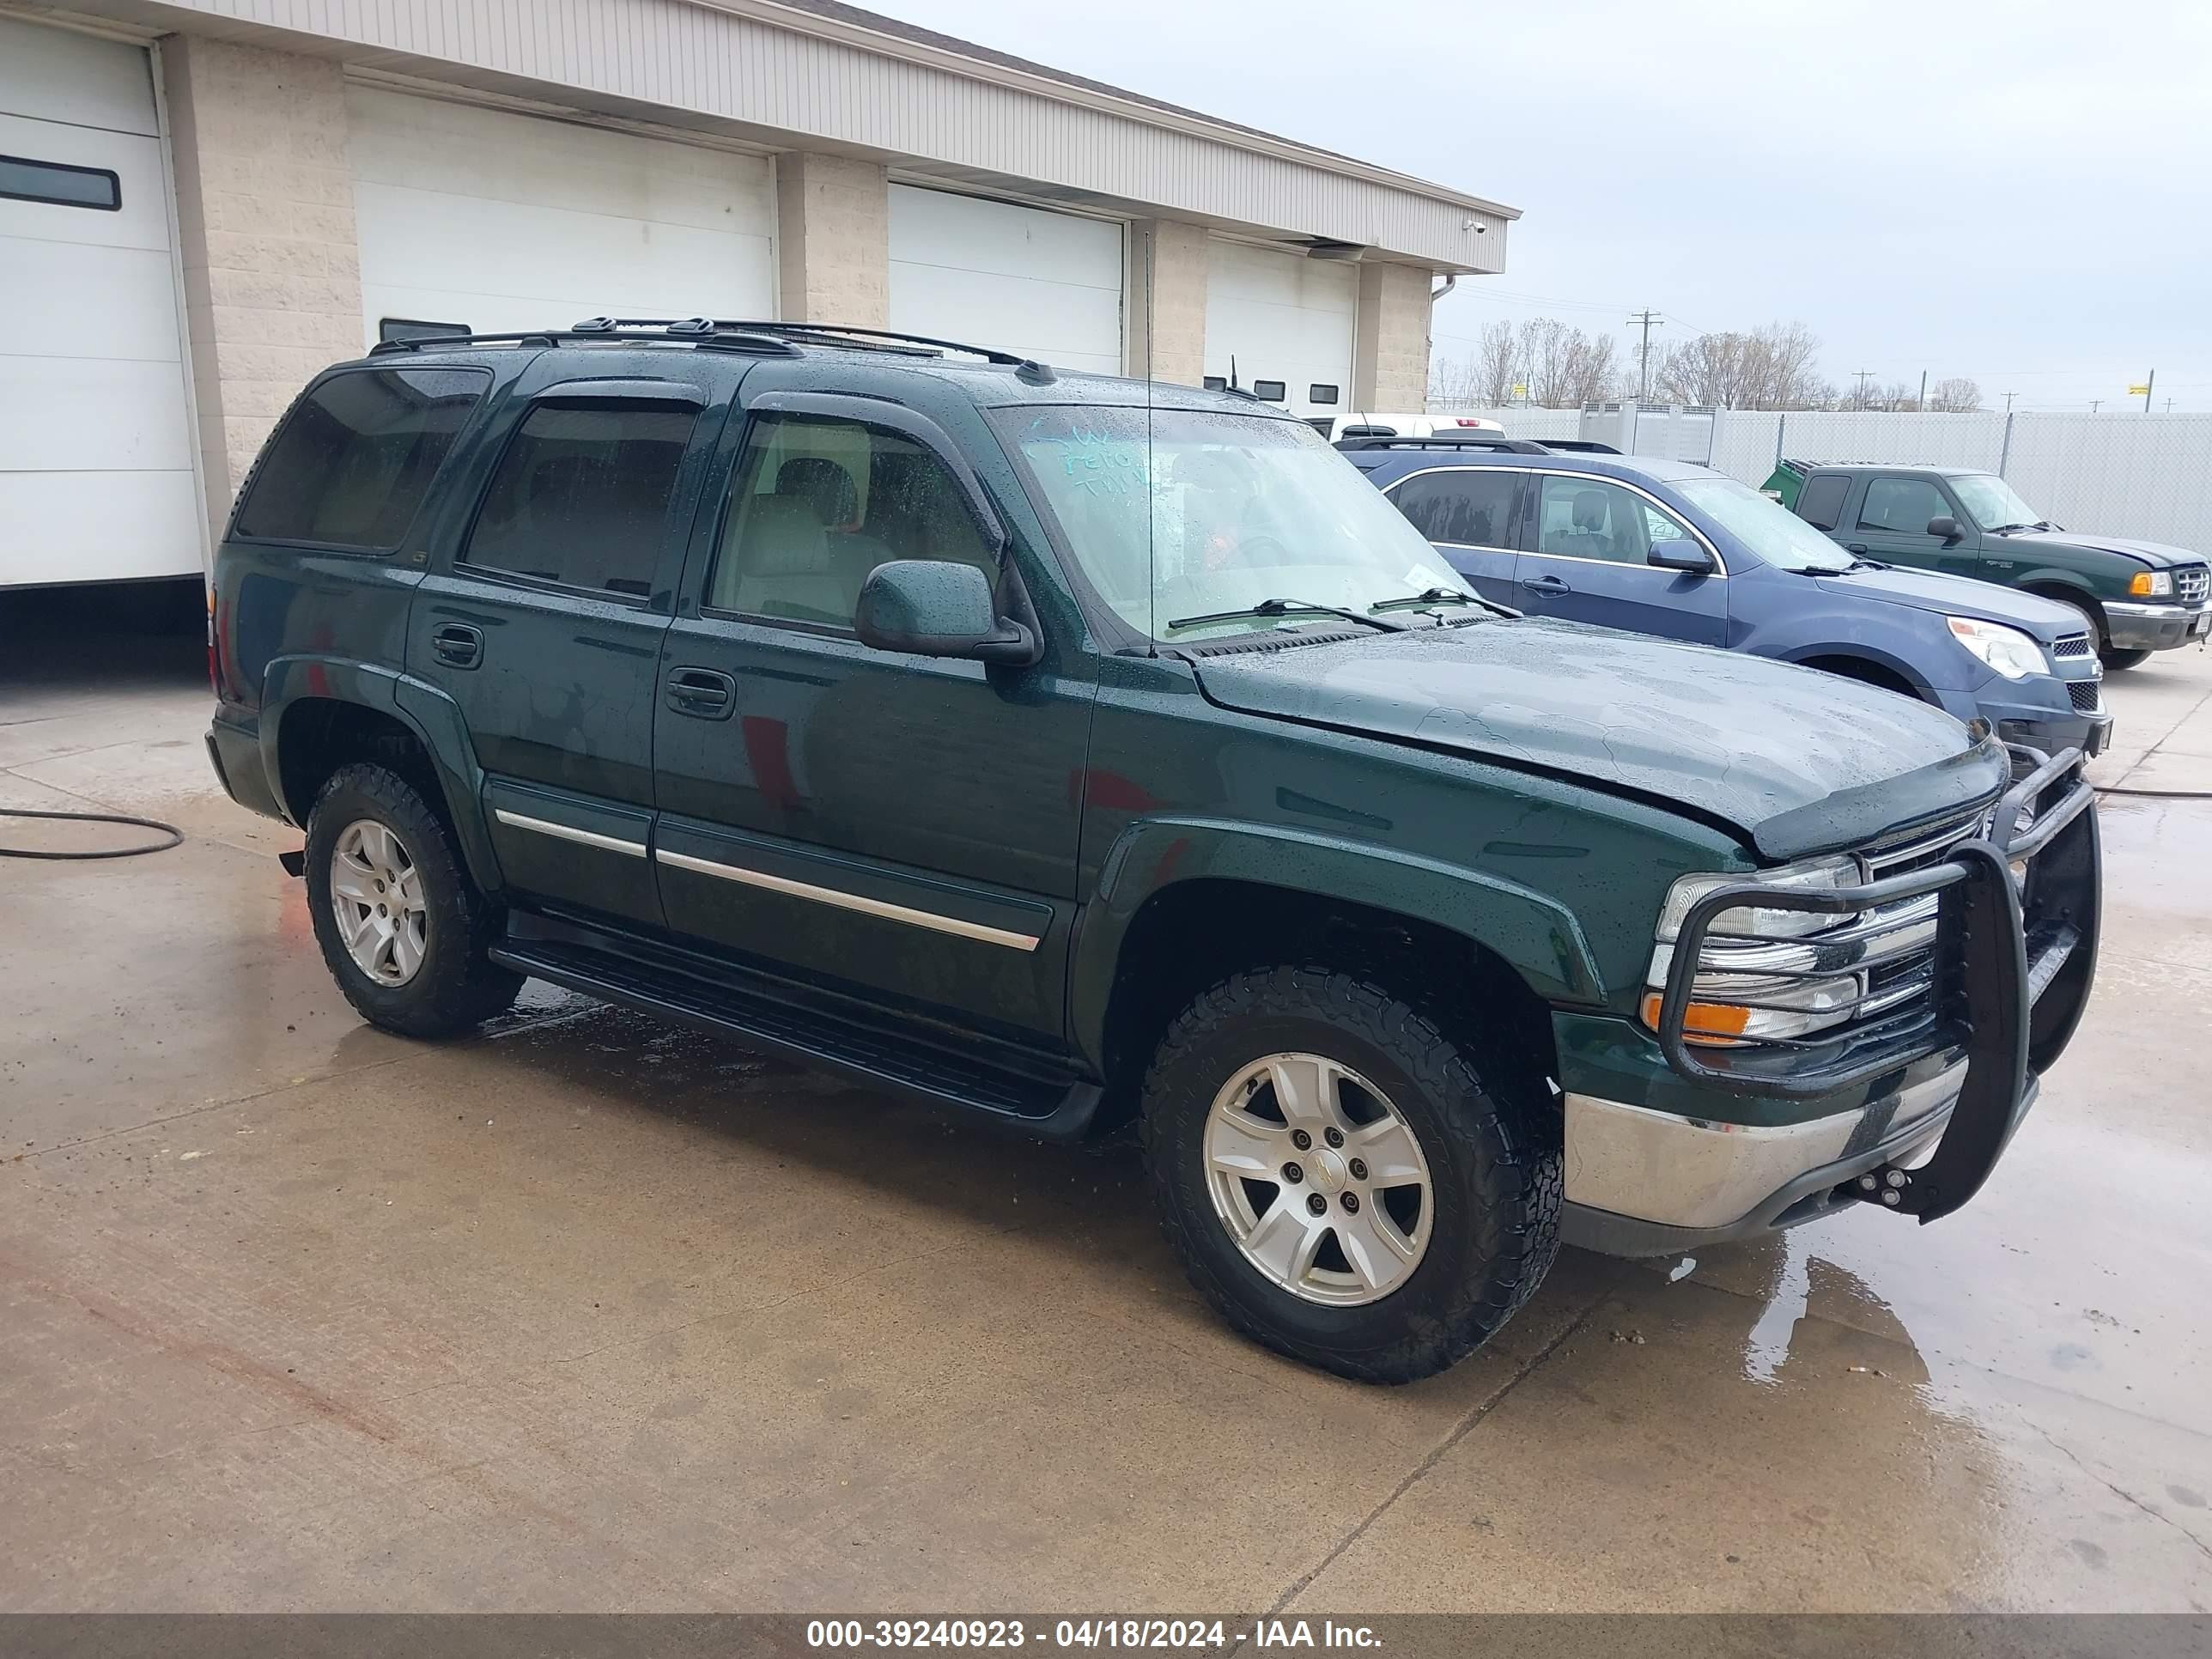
1203 240 1357 420
888 185 1123 375
348 88 776 347
1 18 199 587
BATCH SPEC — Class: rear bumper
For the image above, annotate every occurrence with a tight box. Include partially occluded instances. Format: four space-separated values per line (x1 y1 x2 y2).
206 715 282 820
2102 599 2211 651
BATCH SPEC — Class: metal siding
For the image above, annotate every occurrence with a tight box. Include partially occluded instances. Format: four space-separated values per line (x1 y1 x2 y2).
82 0 1501 269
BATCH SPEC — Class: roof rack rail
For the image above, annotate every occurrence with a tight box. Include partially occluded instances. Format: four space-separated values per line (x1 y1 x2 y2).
368 320 801 358
702 319 1058 384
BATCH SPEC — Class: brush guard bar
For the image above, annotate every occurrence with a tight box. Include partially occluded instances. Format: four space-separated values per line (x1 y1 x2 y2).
1655 744 2100 1222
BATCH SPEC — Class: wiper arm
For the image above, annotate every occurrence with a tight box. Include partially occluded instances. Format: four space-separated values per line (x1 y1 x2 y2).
1164 597 1404 634
1369 586 1518 620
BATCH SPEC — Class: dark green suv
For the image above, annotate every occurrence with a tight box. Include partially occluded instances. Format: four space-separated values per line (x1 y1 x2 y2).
206 319 2101 1382
1765 460 2212 669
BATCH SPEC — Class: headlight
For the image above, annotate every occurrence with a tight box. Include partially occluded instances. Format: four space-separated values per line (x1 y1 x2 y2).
1644 854 1869 1045
1947 616 2047 680
2130 570 2173 598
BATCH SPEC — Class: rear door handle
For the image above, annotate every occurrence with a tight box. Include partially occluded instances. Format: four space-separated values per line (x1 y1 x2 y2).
1525 574 1572 596
429 623 483 669
665 666 737 720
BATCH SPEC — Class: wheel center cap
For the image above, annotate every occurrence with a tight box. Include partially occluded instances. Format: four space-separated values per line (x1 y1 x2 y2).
1310 1147 1350 1194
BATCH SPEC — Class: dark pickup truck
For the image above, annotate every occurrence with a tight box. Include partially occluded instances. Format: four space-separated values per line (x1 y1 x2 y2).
206 319 2101 1382
1765 460 2212 669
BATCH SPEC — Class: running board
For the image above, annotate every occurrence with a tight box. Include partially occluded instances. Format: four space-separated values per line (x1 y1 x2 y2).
489 924 1101 1141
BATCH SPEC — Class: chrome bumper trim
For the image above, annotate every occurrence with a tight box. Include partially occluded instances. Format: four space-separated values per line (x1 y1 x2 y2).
1564 1060 1965 1231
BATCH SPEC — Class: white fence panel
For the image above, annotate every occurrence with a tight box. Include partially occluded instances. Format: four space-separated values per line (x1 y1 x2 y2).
2000 416 2210 550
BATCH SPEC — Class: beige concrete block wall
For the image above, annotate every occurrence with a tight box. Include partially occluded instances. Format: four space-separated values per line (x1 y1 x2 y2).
1354 261 1437 410
162 35 363 543
776 151 889 326
1124 218 1209 387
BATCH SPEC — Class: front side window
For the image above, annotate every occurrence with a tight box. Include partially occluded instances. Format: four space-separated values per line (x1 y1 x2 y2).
1003 406 1459 642
1857 477 1951 536
1533 477 1689 566
233 368 488 548
463 403 698 596
1387 470 1522 549
708 416 998 628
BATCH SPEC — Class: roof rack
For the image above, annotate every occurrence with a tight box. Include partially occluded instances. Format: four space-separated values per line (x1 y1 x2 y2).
368 317 801 358
569 317 1059 383
1334 434 1551 453
368 314 1061 383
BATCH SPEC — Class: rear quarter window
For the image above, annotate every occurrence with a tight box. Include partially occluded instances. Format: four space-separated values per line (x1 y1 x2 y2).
1797 472 1850 531
233 367 490 549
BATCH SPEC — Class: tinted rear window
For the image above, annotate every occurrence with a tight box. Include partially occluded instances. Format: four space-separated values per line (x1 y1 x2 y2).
234 368 489 548
461 403 698 597
1797 472 1850 531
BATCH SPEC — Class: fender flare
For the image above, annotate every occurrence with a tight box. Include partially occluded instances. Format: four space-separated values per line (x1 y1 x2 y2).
1068 816 1604 1071
258 656 504 892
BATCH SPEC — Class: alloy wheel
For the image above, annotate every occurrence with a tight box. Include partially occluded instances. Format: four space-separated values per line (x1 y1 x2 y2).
1202 1052 1436 1306
329 818 428 986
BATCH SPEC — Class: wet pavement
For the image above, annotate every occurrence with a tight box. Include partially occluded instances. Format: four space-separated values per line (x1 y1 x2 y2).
3 591 2209 1612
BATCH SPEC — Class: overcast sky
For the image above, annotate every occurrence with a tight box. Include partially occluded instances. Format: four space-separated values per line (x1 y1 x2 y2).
883 0 2212 411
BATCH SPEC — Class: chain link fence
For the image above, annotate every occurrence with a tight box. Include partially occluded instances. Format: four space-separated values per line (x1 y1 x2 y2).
1440 403 2212 550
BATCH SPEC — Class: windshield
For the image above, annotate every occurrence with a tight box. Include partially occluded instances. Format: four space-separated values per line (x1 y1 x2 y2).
1950 472 2042 531
1674 476 1856 573
1002 406 1461 641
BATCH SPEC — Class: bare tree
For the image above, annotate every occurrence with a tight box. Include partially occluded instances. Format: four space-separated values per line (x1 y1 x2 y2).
1929 376 1984 413
1474 319 1519 406
1877 380 1919 411
1653 321 1828 410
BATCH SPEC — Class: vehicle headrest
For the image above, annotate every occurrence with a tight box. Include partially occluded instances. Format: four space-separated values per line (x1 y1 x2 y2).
738 496 828 575
1572 489 1610 531
775 456 858 526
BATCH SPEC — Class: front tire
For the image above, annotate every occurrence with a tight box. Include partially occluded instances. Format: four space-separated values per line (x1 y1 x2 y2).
1142 966 1560 1383
304 763 522 1038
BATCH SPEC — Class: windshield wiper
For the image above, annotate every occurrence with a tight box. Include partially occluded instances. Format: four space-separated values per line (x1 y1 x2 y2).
1369 586 1518 621
1164 597 1405 634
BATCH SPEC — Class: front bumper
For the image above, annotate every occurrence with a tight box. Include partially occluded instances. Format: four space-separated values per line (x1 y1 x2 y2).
1568 744 2100 1252
2103 598 2212 651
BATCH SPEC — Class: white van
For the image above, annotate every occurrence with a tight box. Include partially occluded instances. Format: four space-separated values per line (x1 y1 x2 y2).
1306 412 1505 441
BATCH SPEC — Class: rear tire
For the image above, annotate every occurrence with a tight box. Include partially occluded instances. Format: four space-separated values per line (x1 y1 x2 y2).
1142 965 1560 1383
304 763 522 1038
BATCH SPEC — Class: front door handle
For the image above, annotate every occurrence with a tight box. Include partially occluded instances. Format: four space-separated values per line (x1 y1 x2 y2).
665 666 737 720
1525 574 1572 597
429 623 483 669
1845 543 1870 554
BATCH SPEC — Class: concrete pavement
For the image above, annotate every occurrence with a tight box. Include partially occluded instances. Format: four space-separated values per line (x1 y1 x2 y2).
3 591 2209 1613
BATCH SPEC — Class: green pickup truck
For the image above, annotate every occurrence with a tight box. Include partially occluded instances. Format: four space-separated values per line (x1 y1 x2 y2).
1763 460 2211 669
205 321 2102 1382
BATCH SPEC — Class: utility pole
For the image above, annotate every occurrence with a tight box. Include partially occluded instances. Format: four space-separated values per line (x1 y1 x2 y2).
2002 391 2017 413
1917 369 1927 413
2089 399 2102 413
2166 398 2176 413
1626 310 1662 404
2143 368 2155 413
1851 370 1876 410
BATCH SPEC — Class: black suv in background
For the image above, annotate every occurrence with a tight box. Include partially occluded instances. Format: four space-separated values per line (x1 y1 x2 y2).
205 319 2099 1382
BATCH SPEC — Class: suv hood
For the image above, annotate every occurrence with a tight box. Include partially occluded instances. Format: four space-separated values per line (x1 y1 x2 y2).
1811 563 2079 640
1189 620 2007 861
1995 529 2206 569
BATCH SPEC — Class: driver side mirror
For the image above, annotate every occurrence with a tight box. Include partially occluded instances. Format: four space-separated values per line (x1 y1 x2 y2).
1648 542 1716 575
854 560 1042 666
1927 516 1964 543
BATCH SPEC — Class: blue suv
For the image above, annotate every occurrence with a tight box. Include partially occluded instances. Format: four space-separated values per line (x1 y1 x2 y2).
1347 441 2111 757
